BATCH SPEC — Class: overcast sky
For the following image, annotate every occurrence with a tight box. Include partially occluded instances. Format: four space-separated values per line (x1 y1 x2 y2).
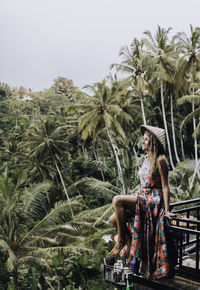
0 0 200 91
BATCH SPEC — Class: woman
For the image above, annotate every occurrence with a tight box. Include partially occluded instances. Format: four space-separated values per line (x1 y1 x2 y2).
109 125 179 279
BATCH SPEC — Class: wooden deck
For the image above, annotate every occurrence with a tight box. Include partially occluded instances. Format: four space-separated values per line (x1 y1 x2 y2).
104 198 200 290
105 273 200 290
126 273 200 290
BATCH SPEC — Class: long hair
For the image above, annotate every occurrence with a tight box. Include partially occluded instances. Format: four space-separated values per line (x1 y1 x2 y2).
144 130 165 176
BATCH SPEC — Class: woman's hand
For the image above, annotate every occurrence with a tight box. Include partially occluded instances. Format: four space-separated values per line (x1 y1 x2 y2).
165 211 182 219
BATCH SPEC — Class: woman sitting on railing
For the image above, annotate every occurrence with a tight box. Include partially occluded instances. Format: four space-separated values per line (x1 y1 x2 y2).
109 125 180 279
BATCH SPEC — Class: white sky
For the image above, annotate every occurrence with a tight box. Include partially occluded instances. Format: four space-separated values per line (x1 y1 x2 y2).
0 0 200 91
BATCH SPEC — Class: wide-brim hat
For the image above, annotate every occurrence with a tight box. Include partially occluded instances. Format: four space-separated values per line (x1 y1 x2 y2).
140 125 166 151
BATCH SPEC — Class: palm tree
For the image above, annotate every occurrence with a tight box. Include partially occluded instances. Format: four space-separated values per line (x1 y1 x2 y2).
177 83 200 188
78 80 133 193
25 117 75 218
111 38 152 125
175 25 200 172
0 171 93 290
169 86 181 163
143 26 177 170
163 69 182 164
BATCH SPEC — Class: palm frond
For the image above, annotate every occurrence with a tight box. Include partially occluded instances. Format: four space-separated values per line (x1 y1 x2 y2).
74 204 112 223
0 239 16 271
180 107 200 129
69 221 96 232
177 94 200 105
93 204 113 227
143 30 157 48
193 121 200 139
18 255 51 271
20 200 78 244
16 168 29 188
22 181 51 218
68 177 121 198
78 111 97 133
30 245 93 258
80 116 100 141
112 119 125 138
103 111 113 128
25 236 59 247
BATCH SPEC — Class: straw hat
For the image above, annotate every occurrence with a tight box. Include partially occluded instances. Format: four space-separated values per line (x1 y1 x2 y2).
140 125 166 151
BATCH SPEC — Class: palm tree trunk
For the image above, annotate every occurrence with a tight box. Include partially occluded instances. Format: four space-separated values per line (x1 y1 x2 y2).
52 156 74 219
170 92 180 163
180 132 185 160
190 158 200 189
192 100 200 179
192 100 198 163
161 80 175 170
106 127 125 193
92 144 105 181
13 266 19 290
140 96 147 125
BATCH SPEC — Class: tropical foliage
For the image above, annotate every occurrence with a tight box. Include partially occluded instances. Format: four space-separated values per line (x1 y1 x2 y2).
0 26 200 289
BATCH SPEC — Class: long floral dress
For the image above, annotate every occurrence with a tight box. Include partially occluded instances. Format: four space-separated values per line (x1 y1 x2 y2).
121 156 169 279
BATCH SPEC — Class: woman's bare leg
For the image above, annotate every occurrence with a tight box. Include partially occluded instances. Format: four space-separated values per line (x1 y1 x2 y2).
109 213 117 229
109 212 132 246
109 212 132 263
109 195 137 256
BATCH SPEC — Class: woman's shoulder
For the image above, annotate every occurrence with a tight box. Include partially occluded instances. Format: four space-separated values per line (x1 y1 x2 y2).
157 154 167 163
157 155 169 171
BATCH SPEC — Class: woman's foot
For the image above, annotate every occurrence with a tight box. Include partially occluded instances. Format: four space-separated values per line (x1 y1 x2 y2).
126 253 133 264
109 240 126 256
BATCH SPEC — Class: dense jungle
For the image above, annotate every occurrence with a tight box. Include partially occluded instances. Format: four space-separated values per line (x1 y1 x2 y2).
0 26 200 289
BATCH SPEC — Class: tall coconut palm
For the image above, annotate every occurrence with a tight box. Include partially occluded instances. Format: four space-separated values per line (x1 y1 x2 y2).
163 68 182 164
78 80 133 193
108 75 143 131
175 25 200 171
25 117 75 218
143 26 176 170
170 88 181 163
111 38 152 125
177 83 200 187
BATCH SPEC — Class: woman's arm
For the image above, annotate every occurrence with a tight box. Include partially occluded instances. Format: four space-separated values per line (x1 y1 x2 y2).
157 155 177 219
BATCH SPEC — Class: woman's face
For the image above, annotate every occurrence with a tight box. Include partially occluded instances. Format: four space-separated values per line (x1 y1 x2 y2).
142 132 150 152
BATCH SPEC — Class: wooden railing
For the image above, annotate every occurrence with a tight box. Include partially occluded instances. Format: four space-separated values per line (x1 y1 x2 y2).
168 198 200 280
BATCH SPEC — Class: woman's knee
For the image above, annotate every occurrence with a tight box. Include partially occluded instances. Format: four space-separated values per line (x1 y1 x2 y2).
112 195 122 208
112 195 129 207
109 213 117 227
112 195 137 214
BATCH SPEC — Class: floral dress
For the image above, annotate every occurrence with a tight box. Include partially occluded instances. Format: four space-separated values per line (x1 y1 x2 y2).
121 156 169 279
